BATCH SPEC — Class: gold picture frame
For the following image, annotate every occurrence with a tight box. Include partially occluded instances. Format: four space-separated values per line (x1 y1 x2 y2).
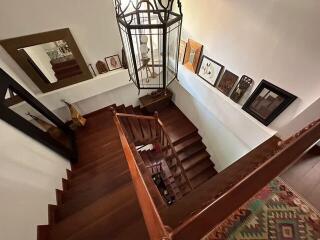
183 39 203 73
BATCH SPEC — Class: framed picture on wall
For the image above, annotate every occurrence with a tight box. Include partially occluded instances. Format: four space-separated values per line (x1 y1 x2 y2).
179 40 187 64
242 80 297 126
105 54 122 71
216 70 239 96
230 75 254 103
197 55 224 87
183 39 203 73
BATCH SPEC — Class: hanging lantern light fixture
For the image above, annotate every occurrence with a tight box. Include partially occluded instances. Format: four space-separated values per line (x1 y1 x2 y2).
114 0 183 90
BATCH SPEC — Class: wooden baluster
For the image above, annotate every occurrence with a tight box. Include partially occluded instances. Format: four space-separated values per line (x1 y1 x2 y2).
138 118 145 140
154 111 160 140
148 119 153 139
126 117 135 141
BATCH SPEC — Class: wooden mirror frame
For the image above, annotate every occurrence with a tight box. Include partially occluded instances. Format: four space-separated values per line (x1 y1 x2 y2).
183 39 203 73
0 28 92 93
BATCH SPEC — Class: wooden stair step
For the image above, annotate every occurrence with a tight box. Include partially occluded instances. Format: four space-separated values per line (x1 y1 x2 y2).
56 170 131 221
112 218 149 240
69 153 127 185
71 143 123 173
64 197 145 240
178 143 206 162
64 158 128 198
186 159 214 180
125 105 146 143
190 167 216 189
182 151 211 171
48 183 136 240
174 133 202 153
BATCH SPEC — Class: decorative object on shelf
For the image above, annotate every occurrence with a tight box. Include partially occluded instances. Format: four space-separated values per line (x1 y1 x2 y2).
26 112 68 147
62 100 87 129
96 60 108 74
197 55 224 87
242 80 297 126
114 0 182 90
230 75 254 103
179 40 187 64
121 48 128 69
216 70 239 96
139 89 173 113
0 28 92 93
104 55 122 71
183 39 203 73
88 63 97 77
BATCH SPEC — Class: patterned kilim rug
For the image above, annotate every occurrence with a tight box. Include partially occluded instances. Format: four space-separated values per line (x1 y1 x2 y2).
203 178 320 240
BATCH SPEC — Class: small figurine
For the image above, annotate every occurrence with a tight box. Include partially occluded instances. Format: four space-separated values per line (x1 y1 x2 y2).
62 100 87 129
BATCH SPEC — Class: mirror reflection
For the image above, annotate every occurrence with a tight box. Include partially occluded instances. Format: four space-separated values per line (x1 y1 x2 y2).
18 40 82 84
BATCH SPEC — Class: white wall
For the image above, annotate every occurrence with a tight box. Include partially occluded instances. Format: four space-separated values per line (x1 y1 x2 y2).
180 0 320 134
278 97 320 139
54 83 152 122
0 120 70 240
0 0 122 93
170 81 250 171
24 45 57 83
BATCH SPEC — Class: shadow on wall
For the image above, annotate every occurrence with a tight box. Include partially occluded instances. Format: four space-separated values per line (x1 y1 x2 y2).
277 97 320 139
169 80 250 172
0 120 69 240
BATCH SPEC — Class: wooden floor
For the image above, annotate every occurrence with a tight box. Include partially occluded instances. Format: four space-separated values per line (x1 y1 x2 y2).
281 145 320 210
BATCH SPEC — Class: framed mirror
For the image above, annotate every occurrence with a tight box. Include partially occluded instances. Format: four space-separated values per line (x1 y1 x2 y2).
0 28 92 93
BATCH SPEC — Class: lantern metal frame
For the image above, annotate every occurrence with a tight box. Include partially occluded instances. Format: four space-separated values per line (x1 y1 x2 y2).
114 0 183 90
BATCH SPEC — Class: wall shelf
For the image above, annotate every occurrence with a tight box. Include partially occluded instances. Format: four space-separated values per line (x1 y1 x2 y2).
11 68 131 116
174 65 276 149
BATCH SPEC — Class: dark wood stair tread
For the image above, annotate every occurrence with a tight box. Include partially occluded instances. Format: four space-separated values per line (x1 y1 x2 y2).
174 133 202 153
56 170 132 221
186 159 214 180
190 167 216 188
49 183 138 240
177 143 206 162
182 151 211 170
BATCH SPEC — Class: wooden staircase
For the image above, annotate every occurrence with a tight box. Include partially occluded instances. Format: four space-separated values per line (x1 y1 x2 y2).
38 103 218 240
116 103 218 199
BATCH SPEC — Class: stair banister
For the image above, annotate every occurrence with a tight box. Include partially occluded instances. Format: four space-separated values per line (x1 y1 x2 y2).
165 117 320 240
112 110 172 240
113 105 320 240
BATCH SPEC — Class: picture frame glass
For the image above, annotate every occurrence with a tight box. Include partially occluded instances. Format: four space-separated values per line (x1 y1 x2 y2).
178 40 186 64
198 56 224 86
249 88 285 119
216 70 238 96
105 55 122 71
183 39 203 73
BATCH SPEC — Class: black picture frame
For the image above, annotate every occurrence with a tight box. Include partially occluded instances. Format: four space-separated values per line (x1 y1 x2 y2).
105 54 122 71
196 55 225 87
242 80 297 126
216 70 239 96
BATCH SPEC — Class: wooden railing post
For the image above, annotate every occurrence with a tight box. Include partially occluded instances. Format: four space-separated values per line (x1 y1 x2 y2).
113 114 172 240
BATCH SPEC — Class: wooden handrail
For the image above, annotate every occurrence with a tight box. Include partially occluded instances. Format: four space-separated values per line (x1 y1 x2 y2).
167 118 320 240
116 112 157 121
115 110 191 191
113 103 320 240
113 113 171 240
